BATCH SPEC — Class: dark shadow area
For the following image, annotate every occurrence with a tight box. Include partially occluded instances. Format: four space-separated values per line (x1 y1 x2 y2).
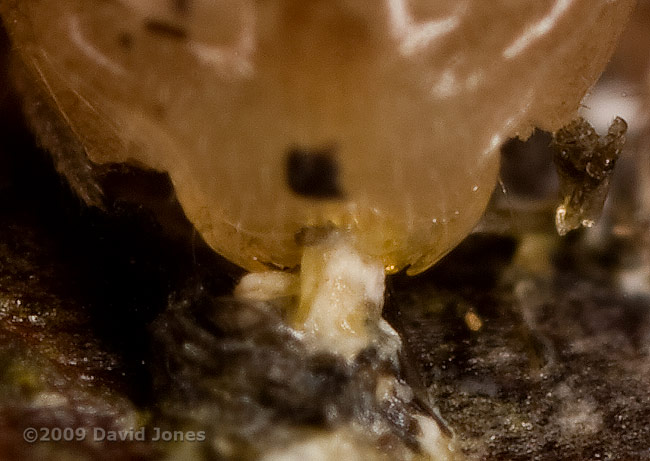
0 22 238 408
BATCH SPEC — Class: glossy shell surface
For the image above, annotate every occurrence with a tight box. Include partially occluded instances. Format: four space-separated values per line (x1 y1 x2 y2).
1 0 635 273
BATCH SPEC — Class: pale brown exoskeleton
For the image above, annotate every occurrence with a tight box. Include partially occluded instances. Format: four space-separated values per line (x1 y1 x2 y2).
0 0 636 275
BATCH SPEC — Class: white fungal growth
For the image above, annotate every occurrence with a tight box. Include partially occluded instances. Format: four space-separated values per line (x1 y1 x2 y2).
234 271 299 301
298 238 386 359
237 236 392 360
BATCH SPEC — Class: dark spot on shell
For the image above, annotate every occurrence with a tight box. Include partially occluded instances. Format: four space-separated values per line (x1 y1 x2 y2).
117 32 134 50
144 19 188 40
286 145 344 199
152 103 167 121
